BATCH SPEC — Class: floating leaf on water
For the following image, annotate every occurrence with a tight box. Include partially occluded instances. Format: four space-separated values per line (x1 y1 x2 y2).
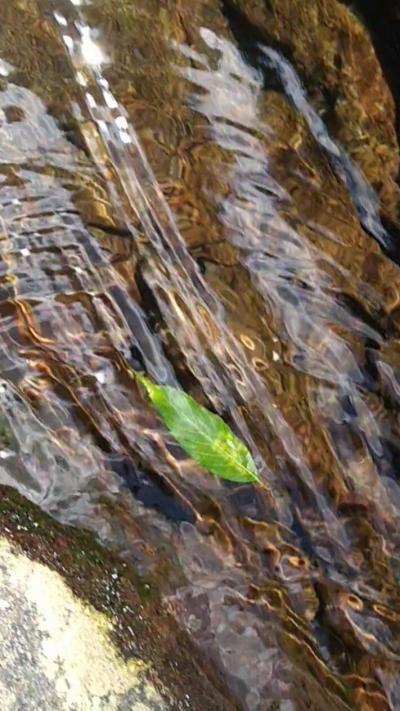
134 372 259 484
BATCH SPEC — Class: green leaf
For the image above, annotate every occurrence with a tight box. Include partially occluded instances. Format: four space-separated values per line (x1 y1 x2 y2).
134 372 259 484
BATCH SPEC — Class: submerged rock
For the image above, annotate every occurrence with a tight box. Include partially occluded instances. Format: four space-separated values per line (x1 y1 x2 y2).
224 0 400 227
345 0 400 137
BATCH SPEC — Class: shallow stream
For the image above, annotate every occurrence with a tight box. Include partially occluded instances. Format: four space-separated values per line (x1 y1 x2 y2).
1 1 400 708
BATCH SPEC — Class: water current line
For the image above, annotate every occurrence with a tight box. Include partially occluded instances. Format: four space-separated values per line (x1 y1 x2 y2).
176 27 400 538
261 47 391 249
50 0 351 550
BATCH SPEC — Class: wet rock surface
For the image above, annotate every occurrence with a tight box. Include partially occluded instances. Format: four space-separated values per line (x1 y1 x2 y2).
0 538 166 711
0 486 238 711
341 0 400 136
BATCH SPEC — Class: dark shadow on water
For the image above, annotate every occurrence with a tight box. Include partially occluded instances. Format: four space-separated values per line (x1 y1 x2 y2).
108 453 196 524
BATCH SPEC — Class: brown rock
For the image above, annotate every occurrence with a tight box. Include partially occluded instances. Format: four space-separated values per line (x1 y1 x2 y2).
226 0 400 226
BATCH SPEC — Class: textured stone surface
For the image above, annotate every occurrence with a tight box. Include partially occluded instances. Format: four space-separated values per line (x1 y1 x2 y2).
0 488 237 711
0 536 166 711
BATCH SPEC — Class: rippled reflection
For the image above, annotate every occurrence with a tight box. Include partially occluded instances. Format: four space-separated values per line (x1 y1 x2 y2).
0 0 400 708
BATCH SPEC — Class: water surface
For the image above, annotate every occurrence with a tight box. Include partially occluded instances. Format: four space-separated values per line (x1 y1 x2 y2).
1 0 400 708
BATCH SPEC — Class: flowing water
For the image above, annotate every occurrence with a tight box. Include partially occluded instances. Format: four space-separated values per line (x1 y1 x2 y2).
1 0 400 708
